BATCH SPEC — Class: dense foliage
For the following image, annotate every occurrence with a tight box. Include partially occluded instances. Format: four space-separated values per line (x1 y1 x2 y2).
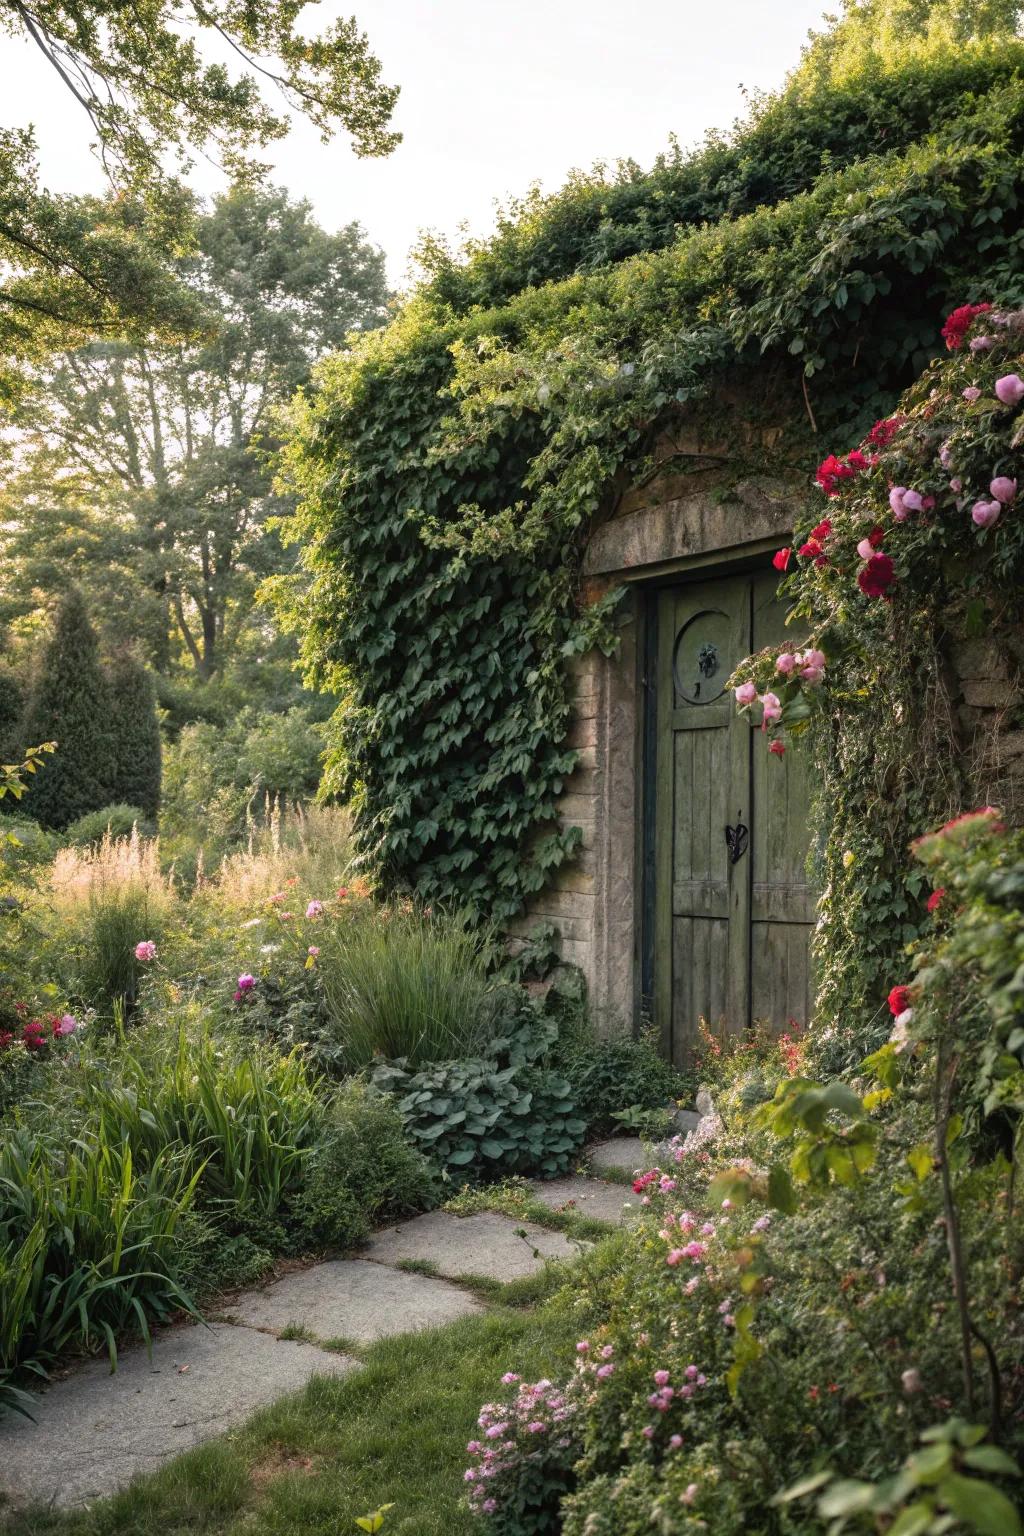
465 816 1022 1536
274 15 1024 927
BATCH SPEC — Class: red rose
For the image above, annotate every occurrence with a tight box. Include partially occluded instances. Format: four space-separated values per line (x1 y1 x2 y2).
857 553 895 598
926 888 946 913
768 740 786 757
0 1031 13 1051
846 449 869 472
940 302 992 351
888 985 912 1017
867 416 903 449
799 539 823 559
772 547 792 572
868 525 885 549
810 519 833 542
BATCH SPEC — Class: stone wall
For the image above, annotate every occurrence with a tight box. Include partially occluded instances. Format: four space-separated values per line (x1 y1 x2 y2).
950 633 1024 820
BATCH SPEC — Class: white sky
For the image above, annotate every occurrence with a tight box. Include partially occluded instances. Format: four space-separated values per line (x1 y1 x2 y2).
2 0 829 289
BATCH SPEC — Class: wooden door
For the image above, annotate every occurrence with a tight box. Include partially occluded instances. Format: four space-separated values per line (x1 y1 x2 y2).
653 571 814 1064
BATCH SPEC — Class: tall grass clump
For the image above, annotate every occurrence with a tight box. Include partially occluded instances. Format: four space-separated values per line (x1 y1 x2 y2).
215 799 355 910
0 1123 199 1413
315 906 501 1069
86 1021 326 1218
50 827 176 1019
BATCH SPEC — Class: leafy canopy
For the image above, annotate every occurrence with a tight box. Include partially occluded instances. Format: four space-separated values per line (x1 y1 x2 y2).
0 0 398 395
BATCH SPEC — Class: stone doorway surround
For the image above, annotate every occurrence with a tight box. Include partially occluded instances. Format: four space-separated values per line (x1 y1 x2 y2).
512 428 807 1034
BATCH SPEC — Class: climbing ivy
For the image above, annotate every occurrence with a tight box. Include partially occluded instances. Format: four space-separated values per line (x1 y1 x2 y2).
272 26 1024 940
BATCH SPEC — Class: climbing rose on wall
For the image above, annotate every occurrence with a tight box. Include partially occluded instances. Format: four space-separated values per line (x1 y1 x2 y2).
941 302 992 350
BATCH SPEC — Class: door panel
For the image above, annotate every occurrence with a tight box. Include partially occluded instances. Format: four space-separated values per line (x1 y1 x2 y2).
653 571 815 1064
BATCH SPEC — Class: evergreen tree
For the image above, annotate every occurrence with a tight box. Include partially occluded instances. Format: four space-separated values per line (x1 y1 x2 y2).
106 653 162 820
21 590 114 829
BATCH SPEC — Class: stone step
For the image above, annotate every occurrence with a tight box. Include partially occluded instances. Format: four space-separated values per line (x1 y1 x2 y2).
220 1256 483 1343
0 1321 354 1510
364 1210 577 1282
528 1174 639 1225
587 1135 646 1175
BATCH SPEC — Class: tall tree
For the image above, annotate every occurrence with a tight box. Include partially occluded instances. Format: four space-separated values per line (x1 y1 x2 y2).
20 588 114 828
0 185 390 680
0 0 399 399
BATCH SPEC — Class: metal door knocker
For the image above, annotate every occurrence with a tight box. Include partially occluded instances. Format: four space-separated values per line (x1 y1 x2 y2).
724 817 749 865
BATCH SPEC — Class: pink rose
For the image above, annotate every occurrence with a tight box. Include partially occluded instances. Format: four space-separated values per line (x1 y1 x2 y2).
856 537 875 560
901 489 925 514
734 681 757 706
995 374 1024 406
134 940 157 962
972 500 1001 529
775 652 797 675
990 476 1017 504
760 692 782 723
969 335 993 352
888 486 908 518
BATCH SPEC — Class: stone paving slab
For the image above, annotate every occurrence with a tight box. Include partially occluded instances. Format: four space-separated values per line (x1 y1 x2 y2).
588 1135 646 1175
0 1322 353 1510
529 1174 638 1225
364 1210 577 1281
221 1257 483 1342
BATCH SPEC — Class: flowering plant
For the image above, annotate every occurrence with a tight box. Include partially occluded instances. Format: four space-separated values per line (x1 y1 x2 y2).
731 305 1024 756
466 1375 582 1533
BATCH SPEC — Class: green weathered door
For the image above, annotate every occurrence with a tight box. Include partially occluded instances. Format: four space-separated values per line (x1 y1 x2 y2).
653 571 815 1063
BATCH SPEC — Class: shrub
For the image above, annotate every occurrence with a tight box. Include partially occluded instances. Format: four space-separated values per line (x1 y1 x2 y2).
287 1078 439 1250
64 803 152 845
105 654 161 820
20 589 115 829
466 1376 582 1532
373 1016 587 1182
554 1020 686 1134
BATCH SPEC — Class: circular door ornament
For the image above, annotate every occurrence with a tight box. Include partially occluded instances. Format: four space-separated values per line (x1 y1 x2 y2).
672 608 731 704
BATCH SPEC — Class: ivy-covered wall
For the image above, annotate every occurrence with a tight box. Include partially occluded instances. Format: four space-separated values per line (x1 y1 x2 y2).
273 9 1024 1054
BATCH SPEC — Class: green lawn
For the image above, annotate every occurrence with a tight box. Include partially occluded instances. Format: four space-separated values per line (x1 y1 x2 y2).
0 1251 615 1536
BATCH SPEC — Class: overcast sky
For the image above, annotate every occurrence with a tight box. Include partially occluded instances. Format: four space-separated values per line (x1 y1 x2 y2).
3 0 828 288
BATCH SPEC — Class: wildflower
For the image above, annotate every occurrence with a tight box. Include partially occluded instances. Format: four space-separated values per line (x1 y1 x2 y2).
995 373 1024 406
642 1425 655 1439
237 974 257 993
654 1370 671 1386
962 386 981 401
305 900 324 919
500 1372 520 1384
842 850 855 869
772 547 792 571
990 476 1017 504
972 500 1001 529
857 553 895 599
681 1484 699 1506
926 888 945 913
666 1249 686 1267
902 1368 923 1394
482 1500 496 1515
526 1421 546 1434
135 940 157 962
968 335 993 352
307 945 320 958
576 1341 590 1354
55 1013 78 1036
596 1364 614 1380
669 1434 683 1449
734 681 757 706
950 477 962 493
600 1344 614 1359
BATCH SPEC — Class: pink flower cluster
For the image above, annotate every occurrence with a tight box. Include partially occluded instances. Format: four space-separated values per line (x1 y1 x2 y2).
466 1377 578 1520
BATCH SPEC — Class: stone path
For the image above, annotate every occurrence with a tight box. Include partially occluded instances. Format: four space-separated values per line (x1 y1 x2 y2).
0 1135 664 1511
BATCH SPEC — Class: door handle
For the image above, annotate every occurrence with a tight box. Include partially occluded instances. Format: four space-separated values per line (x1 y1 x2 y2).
724 820 749 865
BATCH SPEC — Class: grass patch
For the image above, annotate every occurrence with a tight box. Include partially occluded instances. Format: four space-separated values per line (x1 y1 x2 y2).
443 1177 618 1241
0 1297 588 1536
394 1257 440 1278
277 1322 318 1344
